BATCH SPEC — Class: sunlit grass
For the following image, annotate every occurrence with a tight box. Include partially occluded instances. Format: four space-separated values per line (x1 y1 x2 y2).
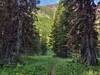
0 56 100 75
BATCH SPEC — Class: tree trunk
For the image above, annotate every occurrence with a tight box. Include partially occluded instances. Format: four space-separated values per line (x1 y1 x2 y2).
0 0 39 64
78 0 98 65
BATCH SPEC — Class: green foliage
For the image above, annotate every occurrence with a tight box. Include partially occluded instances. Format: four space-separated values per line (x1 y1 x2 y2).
51 1 71 57
35 6 55 55
52 0 98 65
0 56 100 75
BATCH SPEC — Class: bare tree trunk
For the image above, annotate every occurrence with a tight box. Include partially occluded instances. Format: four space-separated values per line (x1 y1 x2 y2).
0 0 17 64
81 26 97 65
78 0 98 65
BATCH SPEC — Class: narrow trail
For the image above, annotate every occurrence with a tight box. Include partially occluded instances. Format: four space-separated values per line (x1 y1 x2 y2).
50 63 56 75
49 58 57 75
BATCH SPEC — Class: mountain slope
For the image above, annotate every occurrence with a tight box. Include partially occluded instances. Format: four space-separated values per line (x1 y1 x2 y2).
35 4 57 52
38 4 57 18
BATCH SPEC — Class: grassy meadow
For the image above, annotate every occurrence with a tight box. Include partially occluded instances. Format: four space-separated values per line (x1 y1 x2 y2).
0 56 100 75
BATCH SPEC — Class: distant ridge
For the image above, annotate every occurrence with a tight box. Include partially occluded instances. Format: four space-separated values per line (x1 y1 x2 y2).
37 4 57 18
38 0 58 6
46 4 57 10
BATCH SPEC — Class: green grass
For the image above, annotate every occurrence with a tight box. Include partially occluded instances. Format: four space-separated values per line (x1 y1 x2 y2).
0 56 100 75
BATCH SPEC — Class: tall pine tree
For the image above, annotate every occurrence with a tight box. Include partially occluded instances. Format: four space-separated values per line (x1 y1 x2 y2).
52 0 72 57
0 0 40 64
66 0 98 65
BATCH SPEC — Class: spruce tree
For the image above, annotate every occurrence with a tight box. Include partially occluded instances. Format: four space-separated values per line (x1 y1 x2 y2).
66 0 98 65
52 0 98 65
0 0 40 64
52 0 72 57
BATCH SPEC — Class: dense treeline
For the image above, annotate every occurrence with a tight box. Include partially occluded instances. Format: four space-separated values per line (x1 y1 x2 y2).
73 0 97 65
0 0 40 64
52 0 98 65
35 5 55 55
0 0 99 67
51 1 72 58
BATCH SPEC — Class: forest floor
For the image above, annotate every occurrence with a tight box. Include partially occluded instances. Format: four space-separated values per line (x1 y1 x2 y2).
0 56 100 75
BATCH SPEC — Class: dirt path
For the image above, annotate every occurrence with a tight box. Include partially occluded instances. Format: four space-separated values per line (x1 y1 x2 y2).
49 58 57 75
50 64 56 75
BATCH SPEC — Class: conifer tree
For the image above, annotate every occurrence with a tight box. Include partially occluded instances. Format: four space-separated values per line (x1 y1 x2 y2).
0 0 40 64
52 0 98 65
65 0 98 65
52 0 72 57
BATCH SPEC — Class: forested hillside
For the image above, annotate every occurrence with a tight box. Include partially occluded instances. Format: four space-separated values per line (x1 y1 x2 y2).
35 4 57 55
38 4 57 18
